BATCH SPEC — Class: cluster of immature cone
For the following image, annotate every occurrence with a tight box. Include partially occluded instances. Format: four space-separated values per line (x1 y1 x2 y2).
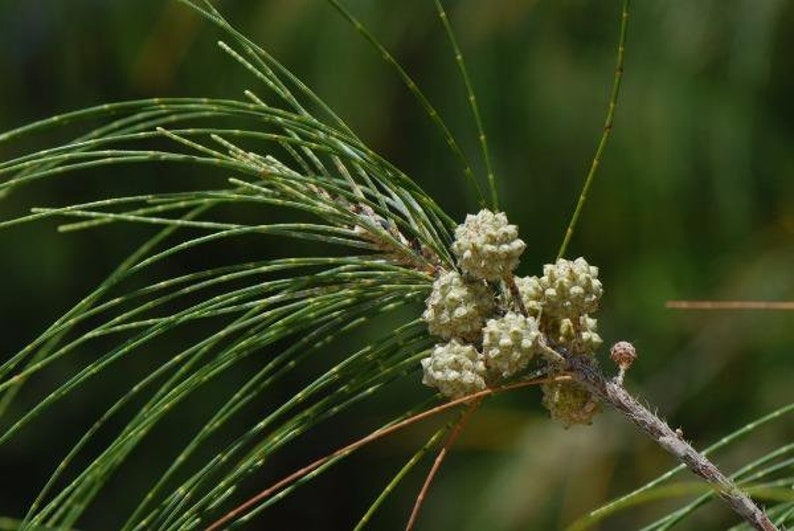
420 209 604 426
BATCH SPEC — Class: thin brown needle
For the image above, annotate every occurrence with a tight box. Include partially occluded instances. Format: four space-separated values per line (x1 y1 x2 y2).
666 300 794 310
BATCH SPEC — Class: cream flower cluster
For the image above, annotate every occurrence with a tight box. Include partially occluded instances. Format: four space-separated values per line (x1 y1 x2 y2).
420 340 487 399
541 380 600 427
482 312 540 379
516 257 603 356
422 271 493 341
536 257 602 317
451 209 525 281
515 258 604 425
419 209 605 427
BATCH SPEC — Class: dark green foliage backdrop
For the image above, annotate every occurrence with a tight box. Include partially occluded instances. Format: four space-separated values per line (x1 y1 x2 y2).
0 1 791 529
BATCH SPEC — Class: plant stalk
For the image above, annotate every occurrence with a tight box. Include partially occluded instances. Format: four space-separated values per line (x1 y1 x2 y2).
563 351 778 531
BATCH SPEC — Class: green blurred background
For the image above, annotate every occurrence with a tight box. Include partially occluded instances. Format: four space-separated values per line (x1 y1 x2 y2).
0 0 792 529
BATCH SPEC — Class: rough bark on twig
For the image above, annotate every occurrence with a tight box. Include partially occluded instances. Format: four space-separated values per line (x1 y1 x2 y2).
563 350 777 531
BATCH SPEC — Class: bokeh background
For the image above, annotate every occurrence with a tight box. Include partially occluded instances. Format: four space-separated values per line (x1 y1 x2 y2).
0 0 792 529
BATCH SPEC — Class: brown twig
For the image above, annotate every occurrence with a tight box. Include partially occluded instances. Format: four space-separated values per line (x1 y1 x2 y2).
405 398 482 531
505 273 529 316
666 300 794 310
563 349 778 531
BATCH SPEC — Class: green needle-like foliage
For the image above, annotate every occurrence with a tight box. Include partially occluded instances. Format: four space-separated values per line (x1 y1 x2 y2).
0 1 456 526
0 1 791 530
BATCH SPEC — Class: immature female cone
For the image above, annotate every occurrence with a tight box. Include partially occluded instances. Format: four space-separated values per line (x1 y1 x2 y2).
536 257 602 318
482 312 541 378
421 340 488 399
422 270 493 341
451 209 526 281
541 380 600 427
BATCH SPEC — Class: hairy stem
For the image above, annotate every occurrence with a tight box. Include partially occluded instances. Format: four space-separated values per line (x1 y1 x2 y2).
563 351 778 531
505 273 529 316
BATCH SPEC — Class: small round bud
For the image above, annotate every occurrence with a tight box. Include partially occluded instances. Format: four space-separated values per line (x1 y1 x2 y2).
514 275 544 317
421 340 487 399
557 318 576 344
552 315 602 354
579 315 603 353
482 312 541 378
423 270 493 340
541 380 600 427
451 209 526 281
537 257 602 318
610 341 637 370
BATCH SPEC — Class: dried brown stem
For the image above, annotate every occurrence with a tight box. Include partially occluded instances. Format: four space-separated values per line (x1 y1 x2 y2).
666 300 794 310
563 350 778 531
405 398 481 530
204 376 558 530
505 273 529 316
